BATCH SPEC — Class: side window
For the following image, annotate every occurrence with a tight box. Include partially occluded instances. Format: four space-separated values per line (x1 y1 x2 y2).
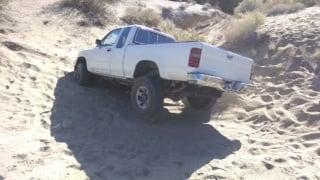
101 29 121 46
135 29 149 44
149 32 158 44
116 27 131 48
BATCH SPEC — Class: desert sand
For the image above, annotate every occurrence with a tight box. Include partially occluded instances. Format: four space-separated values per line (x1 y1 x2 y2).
0 0 319 180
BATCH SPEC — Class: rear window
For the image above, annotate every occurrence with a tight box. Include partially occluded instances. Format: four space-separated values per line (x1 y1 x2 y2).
158 35 175 43
149 32 158 44
134 28 175 44
135 29 149 44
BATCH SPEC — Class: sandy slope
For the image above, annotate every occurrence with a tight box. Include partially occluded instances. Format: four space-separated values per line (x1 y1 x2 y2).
0 0 319 180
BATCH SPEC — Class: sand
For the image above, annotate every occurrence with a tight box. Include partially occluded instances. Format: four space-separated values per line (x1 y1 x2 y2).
0 0 319 179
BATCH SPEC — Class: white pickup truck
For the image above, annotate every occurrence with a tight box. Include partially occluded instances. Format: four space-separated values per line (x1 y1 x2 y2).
75 25 254 121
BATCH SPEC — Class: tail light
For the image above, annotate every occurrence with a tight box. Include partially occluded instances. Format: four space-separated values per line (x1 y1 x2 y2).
188 48 202 68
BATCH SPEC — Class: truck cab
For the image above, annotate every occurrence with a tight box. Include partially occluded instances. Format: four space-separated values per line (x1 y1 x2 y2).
78 25 175 78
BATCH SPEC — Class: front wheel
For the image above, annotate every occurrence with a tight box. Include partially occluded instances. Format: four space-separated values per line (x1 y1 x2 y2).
182 96 218 111
130 76 163 122
74 62 91 86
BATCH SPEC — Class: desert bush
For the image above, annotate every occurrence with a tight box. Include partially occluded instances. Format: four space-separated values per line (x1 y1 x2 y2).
264 2 305 16
159 21 205 41
170 0 242 14
161 6 213 29
234 0 263 14
218 0 243 14
122 7 205 41
122 7 162 27
312 49 320 62
59 0 114 26
235 0 306 16
297 0 319 6
224 11 265 44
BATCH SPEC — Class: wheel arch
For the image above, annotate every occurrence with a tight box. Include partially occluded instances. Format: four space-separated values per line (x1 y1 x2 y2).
133 60 163 78
74 57 87 70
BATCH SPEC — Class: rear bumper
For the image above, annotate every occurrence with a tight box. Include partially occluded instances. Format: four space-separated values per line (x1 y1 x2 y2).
187 72 254 92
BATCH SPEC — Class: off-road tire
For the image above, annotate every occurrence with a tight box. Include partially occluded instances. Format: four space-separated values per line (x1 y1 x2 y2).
74 62 91 86
183 96 218 111
131 76 164 122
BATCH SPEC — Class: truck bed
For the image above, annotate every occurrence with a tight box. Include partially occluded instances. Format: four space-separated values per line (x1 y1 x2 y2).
198 43 253 83
124 41 253 86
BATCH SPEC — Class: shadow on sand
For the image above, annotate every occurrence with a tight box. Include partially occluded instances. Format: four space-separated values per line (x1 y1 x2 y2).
50 73 241 180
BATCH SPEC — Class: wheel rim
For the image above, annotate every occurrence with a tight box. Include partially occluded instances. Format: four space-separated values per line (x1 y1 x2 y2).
135 86 150 110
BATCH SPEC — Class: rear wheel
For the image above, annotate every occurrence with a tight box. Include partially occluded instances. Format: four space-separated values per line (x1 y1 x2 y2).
183 96 218 111
74 61 91 86
130 76 163 122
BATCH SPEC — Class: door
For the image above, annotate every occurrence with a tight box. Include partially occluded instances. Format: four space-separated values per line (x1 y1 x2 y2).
110 27 131 77
92 28 121 75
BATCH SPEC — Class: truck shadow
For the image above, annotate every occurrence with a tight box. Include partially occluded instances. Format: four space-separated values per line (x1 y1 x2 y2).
50 73 241 180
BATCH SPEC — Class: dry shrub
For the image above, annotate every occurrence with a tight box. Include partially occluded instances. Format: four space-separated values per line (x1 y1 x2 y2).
312 49 320 62
59 0 114 26
122 7 162 27
224 11 265 44
235 0 306 16
265 2 305 16
234 0 264 14
161 6 217 29
170 0 242 14
159 21 205 41
122 7 205 41
298 0 319 6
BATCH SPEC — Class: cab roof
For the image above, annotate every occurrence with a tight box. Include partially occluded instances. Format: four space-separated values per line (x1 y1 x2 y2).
119 24 176 40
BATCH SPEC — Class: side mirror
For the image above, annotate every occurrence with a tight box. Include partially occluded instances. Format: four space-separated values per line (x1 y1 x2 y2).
96 39 102 47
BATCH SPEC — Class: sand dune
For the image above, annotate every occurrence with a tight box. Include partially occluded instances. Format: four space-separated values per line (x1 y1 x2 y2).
0 0 319 179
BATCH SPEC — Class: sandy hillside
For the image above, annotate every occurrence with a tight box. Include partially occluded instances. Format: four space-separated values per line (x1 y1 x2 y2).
0 0 319 180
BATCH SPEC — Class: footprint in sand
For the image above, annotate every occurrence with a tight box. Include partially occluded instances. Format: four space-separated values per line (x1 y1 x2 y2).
303 143 317 148
278 88 294 95
13 153 27 160
306 104 320 112
288 97 308 107
2 41 24 51
279 119 296 129
316 148 320 156
253 115 271 125
41 119 49 129
274 158 286 163
301 133 320 141
20 62 40 72
248 147 261 155
39 146 50 152
261 95 273 102
262 161 274 170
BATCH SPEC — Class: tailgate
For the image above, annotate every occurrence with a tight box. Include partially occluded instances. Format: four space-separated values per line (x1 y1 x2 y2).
198 43 253 83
